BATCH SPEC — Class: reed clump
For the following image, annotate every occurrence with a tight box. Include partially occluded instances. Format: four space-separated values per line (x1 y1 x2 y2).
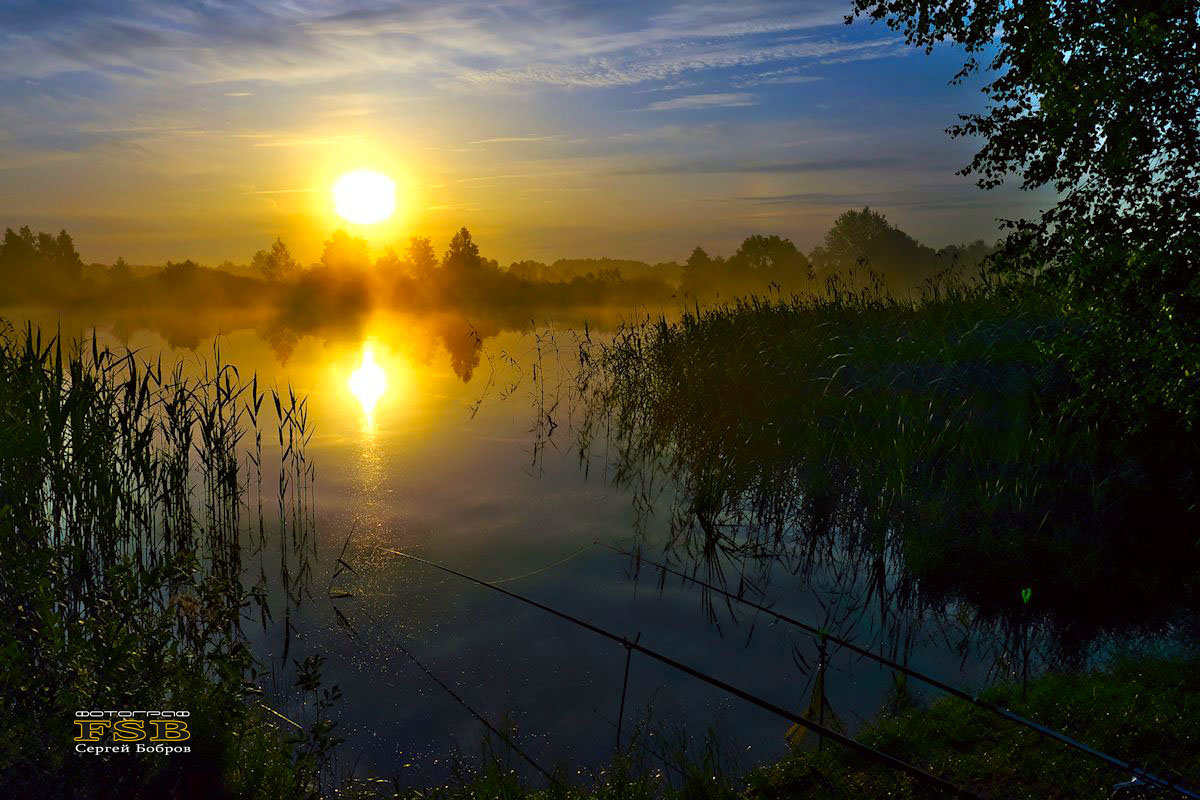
0 321 332 798
570 273 1200 651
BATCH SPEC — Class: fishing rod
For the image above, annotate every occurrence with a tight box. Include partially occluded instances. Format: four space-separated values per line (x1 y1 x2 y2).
379 546 983 800
603 542 1200 799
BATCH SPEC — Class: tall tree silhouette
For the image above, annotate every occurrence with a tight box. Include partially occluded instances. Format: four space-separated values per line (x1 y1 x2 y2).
681 246 715 296
441 227 483 273
407 236 438 278
0 226 83 298
809 207 936 286
252 237 299 283
728 234 811 288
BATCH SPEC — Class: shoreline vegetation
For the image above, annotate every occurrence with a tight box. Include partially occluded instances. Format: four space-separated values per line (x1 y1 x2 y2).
0 324 340 798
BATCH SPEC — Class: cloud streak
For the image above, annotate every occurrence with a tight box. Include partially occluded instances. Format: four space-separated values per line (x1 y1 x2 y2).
645 93 756 111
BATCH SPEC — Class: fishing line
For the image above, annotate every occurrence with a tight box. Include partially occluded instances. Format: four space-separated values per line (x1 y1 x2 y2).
485 541 597 585
379 546 983 799
603 542 1199 798
364 608 560 786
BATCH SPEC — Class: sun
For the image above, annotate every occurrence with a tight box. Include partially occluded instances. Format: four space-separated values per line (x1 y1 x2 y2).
332 169 396 225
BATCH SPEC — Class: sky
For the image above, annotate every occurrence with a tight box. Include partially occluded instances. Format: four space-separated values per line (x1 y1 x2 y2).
0 0 1053 266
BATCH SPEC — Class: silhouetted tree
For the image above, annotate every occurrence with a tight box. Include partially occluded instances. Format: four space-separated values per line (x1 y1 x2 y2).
320 230 371 272
849 1 1200 273
442 227 483 273
0 226 83 299
0 226 36 267
507 260 547 282
374 245 405 277
109 256 132 282
252 237 300 283
160 259 200 285
935 240 994 274
52 230 83 281
729 235 810 279
809 207 936 286
408 237 438 279
681 246 715 296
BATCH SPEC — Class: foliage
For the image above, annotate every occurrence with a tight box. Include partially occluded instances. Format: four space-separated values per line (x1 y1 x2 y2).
161 258 200 284
681 235 812 299
848 1 1200 265
109 256 132 282
847 0 1200 435
442 227 485 272
321 229 372 272
727 235 809 281
408 236 438 278
0 226 84 301
0 322 336 798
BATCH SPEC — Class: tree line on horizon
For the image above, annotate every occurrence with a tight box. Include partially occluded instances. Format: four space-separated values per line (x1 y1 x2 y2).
0 207 995 311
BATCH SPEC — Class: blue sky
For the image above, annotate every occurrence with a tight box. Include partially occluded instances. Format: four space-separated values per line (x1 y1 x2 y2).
0 1 1053 264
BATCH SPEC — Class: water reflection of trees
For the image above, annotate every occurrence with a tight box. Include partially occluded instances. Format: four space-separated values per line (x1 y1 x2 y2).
17 303 523 383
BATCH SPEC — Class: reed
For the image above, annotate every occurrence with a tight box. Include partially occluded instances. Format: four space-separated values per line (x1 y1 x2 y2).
0 320 331 797
564 273 1199 665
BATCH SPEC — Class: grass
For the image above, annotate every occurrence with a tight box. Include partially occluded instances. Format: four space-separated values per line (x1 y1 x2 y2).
0 320 336 798
747 653 1200 799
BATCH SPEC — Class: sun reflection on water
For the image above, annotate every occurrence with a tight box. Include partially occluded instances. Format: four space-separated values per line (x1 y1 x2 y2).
348 342 387 426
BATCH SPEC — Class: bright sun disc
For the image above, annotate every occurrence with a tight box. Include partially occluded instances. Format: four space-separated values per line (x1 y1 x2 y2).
332 169 396 224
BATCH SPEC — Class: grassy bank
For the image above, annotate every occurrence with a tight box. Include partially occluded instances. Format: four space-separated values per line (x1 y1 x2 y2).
0 322 335 798
374 654 1197 799
749 654 1199 799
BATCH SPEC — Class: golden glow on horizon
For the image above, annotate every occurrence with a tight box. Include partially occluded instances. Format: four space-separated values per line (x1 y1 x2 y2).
348 342 387 423
332 169 396 225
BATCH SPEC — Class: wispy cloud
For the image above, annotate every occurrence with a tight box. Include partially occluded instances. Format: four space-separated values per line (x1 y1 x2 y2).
469 134 563 144
454 38 901 89
0 0 1031 264
241 187 317 195
732 65 823 87
0 1 874 89
645 93 756 111
616 155 902 175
